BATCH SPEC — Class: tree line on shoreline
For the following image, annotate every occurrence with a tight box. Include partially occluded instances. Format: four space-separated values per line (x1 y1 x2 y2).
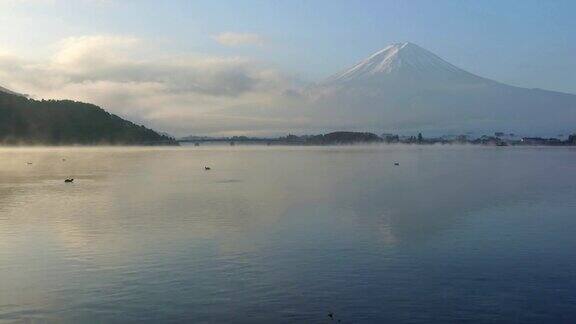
181 131 576 146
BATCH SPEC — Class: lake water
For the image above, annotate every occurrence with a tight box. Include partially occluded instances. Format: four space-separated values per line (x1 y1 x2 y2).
1 145 576 323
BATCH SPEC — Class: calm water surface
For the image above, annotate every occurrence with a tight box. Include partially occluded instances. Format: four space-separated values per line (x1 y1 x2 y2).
1 145 576 323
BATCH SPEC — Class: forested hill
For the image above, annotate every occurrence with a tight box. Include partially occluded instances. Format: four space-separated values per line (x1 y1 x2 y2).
0 91 177 145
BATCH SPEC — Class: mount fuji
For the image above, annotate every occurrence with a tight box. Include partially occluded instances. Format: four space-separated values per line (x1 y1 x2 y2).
308 42 576 135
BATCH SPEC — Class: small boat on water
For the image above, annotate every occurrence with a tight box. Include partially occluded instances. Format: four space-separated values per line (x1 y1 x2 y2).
204 166 211 171
394 162 400 166
64 178 74 183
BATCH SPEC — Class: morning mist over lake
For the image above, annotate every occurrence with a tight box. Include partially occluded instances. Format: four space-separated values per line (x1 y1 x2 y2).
1 1 576 323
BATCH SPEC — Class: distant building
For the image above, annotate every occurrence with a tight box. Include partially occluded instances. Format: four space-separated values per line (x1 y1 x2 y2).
521 137 562 146
478 136 502 146
382 133 399 143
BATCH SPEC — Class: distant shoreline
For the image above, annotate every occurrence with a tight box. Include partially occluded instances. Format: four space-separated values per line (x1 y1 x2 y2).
2 132 574 148
1 142 575 149
179 131 576 147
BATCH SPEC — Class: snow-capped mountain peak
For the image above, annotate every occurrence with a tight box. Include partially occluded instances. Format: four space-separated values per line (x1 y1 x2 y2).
324 42 474 84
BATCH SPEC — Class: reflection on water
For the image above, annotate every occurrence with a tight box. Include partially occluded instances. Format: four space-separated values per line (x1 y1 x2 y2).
1 145 576 323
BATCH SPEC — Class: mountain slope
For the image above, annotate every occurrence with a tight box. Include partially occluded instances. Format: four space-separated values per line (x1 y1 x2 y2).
310 42 576 134
0 85 23 97
0 90 177 145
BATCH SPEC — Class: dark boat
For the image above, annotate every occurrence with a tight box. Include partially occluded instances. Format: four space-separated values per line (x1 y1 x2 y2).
64 178 74 183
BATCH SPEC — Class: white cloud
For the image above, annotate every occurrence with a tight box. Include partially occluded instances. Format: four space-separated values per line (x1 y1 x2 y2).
213 32 265 47
53 35 140 68
0 35 306 136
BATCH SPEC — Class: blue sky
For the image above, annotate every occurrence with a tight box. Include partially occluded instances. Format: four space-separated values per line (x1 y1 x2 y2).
0 0 575 135
2 0 575 90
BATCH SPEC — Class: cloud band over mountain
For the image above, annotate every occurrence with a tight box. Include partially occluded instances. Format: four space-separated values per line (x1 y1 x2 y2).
0 35 305 136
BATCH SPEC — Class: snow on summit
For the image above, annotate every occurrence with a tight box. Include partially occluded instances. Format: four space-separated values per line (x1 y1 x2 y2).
323 42 482 85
